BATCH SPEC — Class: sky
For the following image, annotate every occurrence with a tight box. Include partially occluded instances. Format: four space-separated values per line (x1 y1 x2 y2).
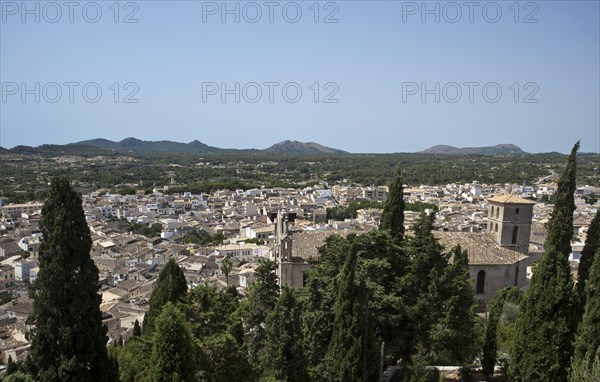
1 0 599 153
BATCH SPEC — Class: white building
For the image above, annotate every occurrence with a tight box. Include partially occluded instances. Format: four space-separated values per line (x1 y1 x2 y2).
13 258 37 282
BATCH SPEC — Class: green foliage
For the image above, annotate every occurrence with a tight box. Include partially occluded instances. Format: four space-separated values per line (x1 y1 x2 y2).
510 142 580 382
6 356 19 376
0 291 13 305
571 350 600 382
482 286 524 379
221 256 233 287
577 210 600 315
427 245 478 365
109 336 152 382
197 332 254 382
572 247 600 377
127 222 162 238
3 371 35 382
149 302 196 382
180 285 252 382
242 259 279 370
321 244 377 382
180 230 225 245
261 287 309 382
327 201 437 221
244 237 266 245
326 201 384 220
142 258 188 335
132 319 141 337
28 177 117 382
380 169 405 239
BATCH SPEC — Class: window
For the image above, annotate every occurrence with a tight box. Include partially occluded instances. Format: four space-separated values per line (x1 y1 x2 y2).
496 207 500 218
494 223 498 232
515 265 520 286
512 226 519 245
490 207 495 218
515 208 520 220
476 270 486 294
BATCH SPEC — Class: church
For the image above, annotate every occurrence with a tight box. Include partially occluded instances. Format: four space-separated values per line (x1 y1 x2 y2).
272 194 535 311
434 195 535 311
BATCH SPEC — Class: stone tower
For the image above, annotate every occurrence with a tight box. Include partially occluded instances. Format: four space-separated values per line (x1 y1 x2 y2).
487 195 535 254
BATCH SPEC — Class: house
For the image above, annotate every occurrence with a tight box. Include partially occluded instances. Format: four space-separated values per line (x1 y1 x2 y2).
0 265 15 288
1 203 43 219
12 258 37 283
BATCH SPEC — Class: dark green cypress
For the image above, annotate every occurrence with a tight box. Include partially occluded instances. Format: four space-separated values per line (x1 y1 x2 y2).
243 259 279 368
572 247 600 375
577 210 600 314
28 177 117 382
132 319 141 337
142 258 187 335
380 168 405 239
510 142 580 382
398 212 447 367
149 302 196 382
428 245 478 365
323 244 377 382
482 286 523 380
261 287 309 382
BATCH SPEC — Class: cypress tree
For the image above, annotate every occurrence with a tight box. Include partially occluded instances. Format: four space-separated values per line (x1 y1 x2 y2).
482 286 523 380
28 177 117 382
149 302 196 382
510 142 580 382
6 356 17 375
380 168 405 239
322 244 377 382
398 212 447 367
132 319 141 337
243 259 279 368
576 210 600 314
428 245 478 365
482 296 503 380
572 247 600 376
142 258 187 335
261 287 309 382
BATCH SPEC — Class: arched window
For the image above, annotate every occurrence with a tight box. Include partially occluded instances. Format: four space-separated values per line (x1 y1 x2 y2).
496 207 500 218
515 265 520 286
490 207 495 218
515 208 520 220
476 270 486 294
494 223 498 232
512 226 519 245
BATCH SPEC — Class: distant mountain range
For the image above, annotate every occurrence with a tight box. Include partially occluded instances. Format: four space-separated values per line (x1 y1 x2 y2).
1 138 531 156
73 138 347 155
420 144 527 155
75 138 230 154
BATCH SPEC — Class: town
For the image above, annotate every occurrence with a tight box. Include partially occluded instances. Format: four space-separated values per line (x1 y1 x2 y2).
1 175 598 371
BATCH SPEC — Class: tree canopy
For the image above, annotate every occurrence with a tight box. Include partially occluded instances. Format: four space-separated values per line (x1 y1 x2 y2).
28 177 117 382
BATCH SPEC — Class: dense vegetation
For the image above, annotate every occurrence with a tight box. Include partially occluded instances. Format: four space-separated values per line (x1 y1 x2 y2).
1 150 598 204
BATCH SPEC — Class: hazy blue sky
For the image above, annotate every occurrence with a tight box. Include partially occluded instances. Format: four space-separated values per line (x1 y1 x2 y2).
1 0 599 153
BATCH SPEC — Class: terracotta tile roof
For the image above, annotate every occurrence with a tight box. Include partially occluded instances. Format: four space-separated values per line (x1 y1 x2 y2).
433 232 528 265
487 195 536 205
289 230 354 261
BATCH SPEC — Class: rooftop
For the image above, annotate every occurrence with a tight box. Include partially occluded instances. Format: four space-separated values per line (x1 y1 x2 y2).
487 195 536 205
433 232 528 265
